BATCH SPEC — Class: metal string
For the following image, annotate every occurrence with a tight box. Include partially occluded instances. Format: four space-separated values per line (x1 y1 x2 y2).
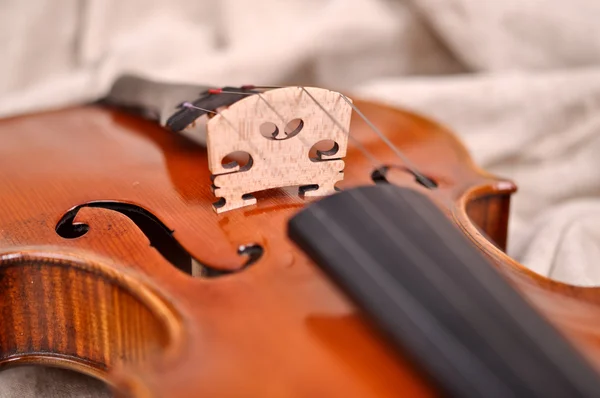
250 85 434 187
298 86 381 167
206 85 435 188
208 90 313 148
181 102 264 165
338 94 436 188
202 87 556 394
215 87 381 166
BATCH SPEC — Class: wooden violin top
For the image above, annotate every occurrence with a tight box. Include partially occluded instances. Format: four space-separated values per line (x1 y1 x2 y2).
1 96 600 397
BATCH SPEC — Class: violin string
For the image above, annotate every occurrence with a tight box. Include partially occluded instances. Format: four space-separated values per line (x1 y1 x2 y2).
214 87 375 161
243 86 380 167
295 85 432 185
188 91 588 395
298 86 382 167
249 86 416 157
257 93 286 122
182 102 264 165
212 88 538 392
183 101 235 128
338 94 436 189
207 85 434 186
210 90 285 121
207 90 322 149
248 89 592 395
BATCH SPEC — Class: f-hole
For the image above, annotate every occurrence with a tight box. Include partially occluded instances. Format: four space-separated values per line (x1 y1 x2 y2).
55 202 262 277
371 166 438 189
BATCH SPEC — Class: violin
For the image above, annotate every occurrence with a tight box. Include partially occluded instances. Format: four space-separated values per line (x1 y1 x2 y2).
1 75 599 397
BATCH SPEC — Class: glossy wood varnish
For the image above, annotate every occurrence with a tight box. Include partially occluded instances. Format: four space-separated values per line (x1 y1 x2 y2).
0 98 599 397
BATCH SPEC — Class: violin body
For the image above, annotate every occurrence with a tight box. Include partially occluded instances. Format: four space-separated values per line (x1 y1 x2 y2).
0 94 599 397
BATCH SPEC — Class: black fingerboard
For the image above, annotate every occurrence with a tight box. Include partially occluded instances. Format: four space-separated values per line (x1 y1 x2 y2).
288 185 600 397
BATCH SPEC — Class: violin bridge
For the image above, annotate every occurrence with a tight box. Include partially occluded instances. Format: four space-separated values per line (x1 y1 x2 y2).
206 86 351 213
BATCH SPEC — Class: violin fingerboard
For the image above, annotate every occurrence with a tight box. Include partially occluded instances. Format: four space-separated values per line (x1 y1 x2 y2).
288 184 600 398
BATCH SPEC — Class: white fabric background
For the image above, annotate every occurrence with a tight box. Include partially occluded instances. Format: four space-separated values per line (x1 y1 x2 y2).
1 0 599 396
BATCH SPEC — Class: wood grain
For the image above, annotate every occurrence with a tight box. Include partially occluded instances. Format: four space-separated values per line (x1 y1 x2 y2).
0 97 599 397
0 247 183 390
207 87 351 212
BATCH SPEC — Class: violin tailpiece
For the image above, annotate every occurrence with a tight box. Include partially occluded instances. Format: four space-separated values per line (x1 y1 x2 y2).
206 87 351 213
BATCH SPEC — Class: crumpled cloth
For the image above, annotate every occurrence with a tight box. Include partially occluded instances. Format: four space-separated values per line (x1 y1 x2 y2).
1 0 600 396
